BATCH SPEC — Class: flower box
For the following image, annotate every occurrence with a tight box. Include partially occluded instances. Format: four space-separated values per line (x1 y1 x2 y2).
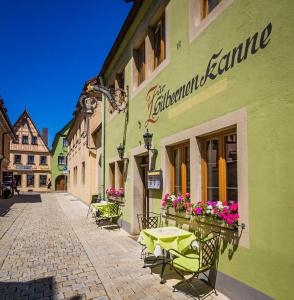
193 215 238 231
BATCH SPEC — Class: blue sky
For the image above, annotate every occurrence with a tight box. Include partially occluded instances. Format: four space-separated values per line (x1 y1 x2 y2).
0 0 132 146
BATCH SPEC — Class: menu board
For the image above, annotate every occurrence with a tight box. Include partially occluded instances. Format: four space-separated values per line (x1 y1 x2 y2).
147 170 162 190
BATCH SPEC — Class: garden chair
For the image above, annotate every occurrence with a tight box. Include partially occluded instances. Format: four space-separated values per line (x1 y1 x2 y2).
137 212 161 261
167 231 220 295
96 202 122 228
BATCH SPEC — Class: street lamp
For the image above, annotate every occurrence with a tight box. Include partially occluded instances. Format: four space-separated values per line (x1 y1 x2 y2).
143 129 157 154
117 143 125 160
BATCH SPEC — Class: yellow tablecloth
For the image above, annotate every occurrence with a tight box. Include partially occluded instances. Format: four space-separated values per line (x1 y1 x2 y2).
91 202 114 216
139 226 196 257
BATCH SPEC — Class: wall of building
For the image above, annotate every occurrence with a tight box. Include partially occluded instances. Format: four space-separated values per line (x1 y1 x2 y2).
103 0 294 299
8 112 51 192
67 104 102 204
51 128 70 192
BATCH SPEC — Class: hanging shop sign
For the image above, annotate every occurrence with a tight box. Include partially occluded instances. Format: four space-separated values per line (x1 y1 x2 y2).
147 170 162 190
145 22 272 127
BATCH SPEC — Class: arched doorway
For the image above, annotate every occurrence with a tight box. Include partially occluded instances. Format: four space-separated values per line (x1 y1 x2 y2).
55 175 67 191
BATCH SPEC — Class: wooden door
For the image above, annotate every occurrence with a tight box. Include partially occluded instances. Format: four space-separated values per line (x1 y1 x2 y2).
140 156 149 218
56 176 66 191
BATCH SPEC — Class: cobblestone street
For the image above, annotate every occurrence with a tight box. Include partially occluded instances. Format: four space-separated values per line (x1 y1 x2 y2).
0 193 229 300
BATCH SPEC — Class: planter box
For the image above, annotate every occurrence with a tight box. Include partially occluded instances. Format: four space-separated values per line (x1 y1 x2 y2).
162 207 190 219
193 216 237 230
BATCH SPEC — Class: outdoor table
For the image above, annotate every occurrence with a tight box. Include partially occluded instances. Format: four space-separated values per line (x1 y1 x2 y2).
91 201 113 215
139 226 196 283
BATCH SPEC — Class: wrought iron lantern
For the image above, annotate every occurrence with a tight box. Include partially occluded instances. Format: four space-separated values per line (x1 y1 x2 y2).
117 143 125 160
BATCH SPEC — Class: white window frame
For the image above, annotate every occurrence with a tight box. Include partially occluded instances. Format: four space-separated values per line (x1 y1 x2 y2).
189 0 233 42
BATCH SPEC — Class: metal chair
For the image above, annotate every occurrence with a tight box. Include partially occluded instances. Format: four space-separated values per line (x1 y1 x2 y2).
137 212 161 260
167 231 220 295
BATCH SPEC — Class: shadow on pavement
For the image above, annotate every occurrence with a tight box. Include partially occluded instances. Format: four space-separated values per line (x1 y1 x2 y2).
0 277 86 299
0 193 42 217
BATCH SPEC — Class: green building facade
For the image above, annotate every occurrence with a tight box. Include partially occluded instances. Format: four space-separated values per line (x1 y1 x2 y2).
99 1 294 299
51 120 72 191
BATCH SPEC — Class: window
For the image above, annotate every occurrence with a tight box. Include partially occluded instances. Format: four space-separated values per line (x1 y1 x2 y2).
74 166 77 185
201 130 237 203
27 175 34 187
109 162 115 188
14 155 21 164
152 15 166 70
189 0 232 42
58 155 65 165
14 135 19 144
201 0 222 19
170 143 190 195
22 135 29 144
134 41 145 86
27 155 35 164
32 136 37 145
82 162 85 184
116 71 125 90
117 161 125 189
63 138 68 147
39 175 47 187
40 156 47 165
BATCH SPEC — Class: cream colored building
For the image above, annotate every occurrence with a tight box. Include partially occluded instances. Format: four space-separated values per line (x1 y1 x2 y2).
8 110 51 192
0 98 16 185
67 88 102 205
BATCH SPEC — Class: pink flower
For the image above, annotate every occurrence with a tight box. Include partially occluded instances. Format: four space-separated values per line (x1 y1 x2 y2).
185 193 190 198
196 207 203 215
223 207 229 214
230 203 238 212
172 200 177 207
161 200 167 207
232 214 239 220
219 212 227 220
226 218 234 225
213 208 219 213
164 193 170 200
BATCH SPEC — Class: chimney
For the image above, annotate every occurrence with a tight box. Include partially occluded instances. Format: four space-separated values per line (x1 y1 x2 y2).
42 128 48 145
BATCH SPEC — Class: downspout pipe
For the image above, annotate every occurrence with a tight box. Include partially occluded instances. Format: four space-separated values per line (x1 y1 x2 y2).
99 76 106 201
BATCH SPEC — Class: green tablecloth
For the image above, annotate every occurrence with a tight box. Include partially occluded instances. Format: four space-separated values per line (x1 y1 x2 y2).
139 227 196 257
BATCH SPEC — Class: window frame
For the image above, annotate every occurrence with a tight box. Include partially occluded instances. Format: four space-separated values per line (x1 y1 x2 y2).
22 135 29 144
27 155 35 165
201 128 237 203
152 14 166 70
117 160 125 189
40 155 47 165
58 155 65 166
189 0 233 42
134 40 146 87
32 136 38 145
82 161 85 185
14 154 21 164
27 174 34 187
170 142 190 195
39 175 47 187
109 162 115 189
